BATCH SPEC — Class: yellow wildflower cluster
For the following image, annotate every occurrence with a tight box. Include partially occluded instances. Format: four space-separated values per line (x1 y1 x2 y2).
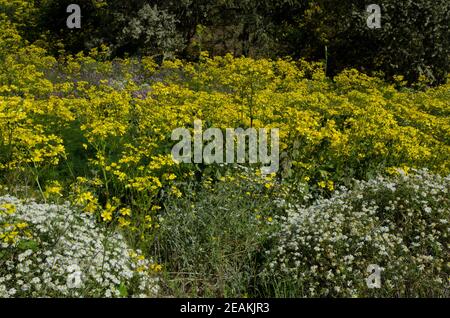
129 250 163 273
0 16 449 242
0 203 31 245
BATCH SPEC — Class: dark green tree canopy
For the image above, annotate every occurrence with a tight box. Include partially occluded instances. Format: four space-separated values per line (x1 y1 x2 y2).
9 0 450 84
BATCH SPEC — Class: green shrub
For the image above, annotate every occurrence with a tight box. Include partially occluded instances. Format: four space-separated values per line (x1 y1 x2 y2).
288 0 450 85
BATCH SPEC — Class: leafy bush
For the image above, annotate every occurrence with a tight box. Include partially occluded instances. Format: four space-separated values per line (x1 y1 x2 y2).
0 196 160 297
114 4 183 58
264 169 449 297
288 0 450 85
10 1 448 85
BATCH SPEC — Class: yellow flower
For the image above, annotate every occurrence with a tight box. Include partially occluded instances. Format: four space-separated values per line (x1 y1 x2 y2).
327 180 335 191
76 177 88 183
144 215 153 228
101 202 116 222
118 217 131 227
171 186 182 198
164 173 177 180
150 264 163 272
16 222 28 229
83 201 98 213
75 191 94 205
4 231 19 243
101 210 113 222
44 181 63 198
0 203 16 215
264 182 274 189
119 208 132 216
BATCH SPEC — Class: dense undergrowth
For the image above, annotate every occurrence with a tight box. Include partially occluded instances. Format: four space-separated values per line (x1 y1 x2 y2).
0 13 449 297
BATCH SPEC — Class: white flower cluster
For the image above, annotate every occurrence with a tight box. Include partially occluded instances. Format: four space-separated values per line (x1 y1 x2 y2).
0 196 159 298
266 169 449 297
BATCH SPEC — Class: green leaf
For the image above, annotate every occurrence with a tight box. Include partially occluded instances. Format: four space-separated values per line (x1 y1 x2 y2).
17 240 39 251
118 283 128 297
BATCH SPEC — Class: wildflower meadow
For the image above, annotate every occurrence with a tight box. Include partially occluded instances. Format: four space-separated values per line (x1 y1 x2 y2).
0 1 449 299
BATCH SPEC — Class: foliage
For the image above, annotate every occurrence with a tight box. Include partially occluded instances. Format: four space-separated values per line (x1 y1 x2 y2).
0 9 448 297
154 167 285 297
284 0 450 84
8 1 448 85
0 48 448 234
115 4 183 58
0 0 38 31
